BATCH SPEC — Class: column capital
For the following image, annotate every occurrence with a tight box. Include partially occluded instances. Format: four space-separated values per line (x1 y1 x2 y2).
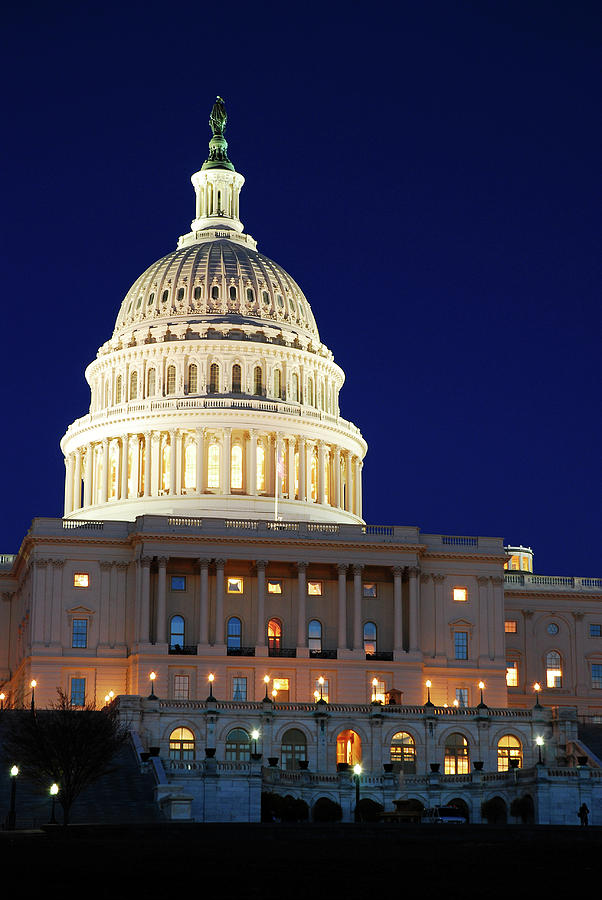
34 559 49 569
431 572 444 583
408 566 421 577
337 563 348 573
255 559 268 571
215 558 226 569
157 556 169 568
491 576 503 585
198 557 211 569
140 556 153 568
352 564 364 576
99 560 113 572
296 561 309 572
477 575 489 586
114 560 130 570
420 572 431 584
51 559 66 569
392 566 404 577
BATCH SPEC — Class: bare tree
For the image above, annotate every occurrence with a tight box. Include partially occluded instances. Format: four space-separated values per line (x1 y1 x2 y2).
2 690 128 825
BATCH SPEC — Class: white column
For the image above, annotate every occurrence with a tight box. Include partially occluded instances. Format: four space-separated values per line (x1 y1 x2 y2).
120 434 129 500
318 441 326 505
352 564 363 651
345 452 352 512
296 561 307 648
169 429 177 495
287 438 295 500
214 558 225 644
393 566 403 652
83 444 93 507
73 449 82 511
305 440 313 501
156 556 168 643
409 566 420 653
130 434 139 498
151 432 161 496
358 460 363 518
354 457 361 516
64 453 74 515
256 560 267 647
139 556 152 643
196 427 204 494
298 437 306 501
334 447 341 509
222 429 231 495
198 558 210 645
100 438 109 503
337 563 347 650
175 430 183 494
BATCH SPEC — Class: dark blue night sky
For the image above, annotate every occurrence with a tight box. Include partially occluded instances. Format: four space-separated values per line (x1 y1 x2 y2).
1 1 599 575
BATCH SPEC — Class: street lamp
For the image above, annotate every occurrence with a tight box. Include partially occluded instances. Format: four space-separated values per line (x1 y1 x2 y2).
371 678 380 704
6 765 18 830
251 729 260 756
207 673 215 701
271 689 278 702
424 679 434 708
533 682 542 708
30 679 37 712
108 690 114 701
104 694 110 705
0 692 5 710
318 676 325 701
148 671 157 700
263 675 270 701
49 783 59 825
477 681 488 709
536 736 545 765
353 763 362 822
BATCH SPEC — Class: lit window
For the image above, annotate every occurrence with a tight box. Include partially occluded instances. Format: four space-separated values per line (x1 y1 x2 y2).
454 631 468 660
231 445 243 490
170 726 195 760
444 733 469 774
272 677 289 700
227 577 243 594
267 579 282 594
115 375 122 404
546 651 562 688
232 676 247 701
226 728 250 761
453 587 467 602
170 615 185 650
390 732 416 774
70 677 86 707
73 573 89 588
505 620 518 634
511 556 520 570
147 369 156 396
314 677 329 702
227 617 242 651
166 365 176 395
207 443 220 489
363 583 377 598
455 688 468 707
281 728 307 771
590 624 601 637
371 678 386 703
171 576 186 591
506 661 518 687
184 441 196 490
174 675 189 700
364 622 377 656
72 619 88 649
256 444 266 491
592 665 602 689
130 370 138 400
308 619 322 653
497 735 522 772
307 581 322 596
336 729 361 766
267 618 282 654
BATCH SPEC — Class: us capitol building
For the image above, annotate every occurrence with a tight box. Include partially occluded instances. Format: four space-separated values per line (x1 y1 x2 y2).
1 98 600 824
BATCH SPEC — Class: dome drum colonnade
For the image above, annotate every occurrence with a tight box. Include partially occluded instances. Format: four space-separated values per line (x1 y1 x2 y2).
60 99 366 524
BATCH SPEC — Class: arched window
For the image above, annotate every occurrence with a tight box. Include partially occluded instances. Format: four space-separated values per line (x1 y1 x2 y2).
227 616 242 651
115 375 122 404
232 363 242 393
231 444 243 490
497 735 522 772
209 363 219 393
281 728 307 771
211 285 219 301
176 287 185 302
225 728 250 761
444 733 470 774
129 370 138 400
256 444 266 492
147 369 156 397
103 379 109 408
307 377 314 406
188 364 198 393
254 365 263 395
170 615 185 651
166 365 176 395
336 729 361 766
169 727 195 761
108 442 119 499
274 369 282 399
193 285 202 301
363 622 377 656
246 288 254 303
268 618 282 654
229 285 237 301
546 651 562 688
292 372 299 402
308 619 322 654
184 441 196 491
207 443 220 489
390 732 416 774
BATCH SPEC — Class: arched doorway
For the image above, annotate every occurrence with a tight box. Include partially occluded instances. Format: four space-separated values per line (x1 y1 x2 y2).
448 797 470 822
336 729 362 767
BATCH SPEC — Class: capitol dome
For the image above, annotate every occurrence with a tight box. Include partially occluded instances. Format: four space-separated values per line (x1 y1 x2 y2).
60 97 366 524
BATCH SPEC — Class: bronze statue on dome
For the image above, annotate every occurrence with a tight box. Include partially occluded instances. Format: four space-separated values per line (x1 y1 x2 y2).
209 96 227 136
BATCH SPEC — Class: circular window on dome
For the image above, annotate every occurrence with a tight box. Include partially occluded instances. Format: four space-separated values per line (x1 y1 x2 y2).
547 623 559 635
262 290 270 307
276 293 284 309
136 296 143 309
161 290 169 304
148 293 155 306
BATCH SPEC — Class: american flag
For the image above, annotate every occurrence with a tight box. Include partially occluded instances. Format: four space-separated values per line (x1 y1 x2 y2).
276 451 285 478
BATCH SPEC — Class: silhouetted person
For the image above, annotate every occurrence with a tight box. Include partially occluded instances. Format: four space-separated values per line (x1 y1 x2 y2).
578 803 589 826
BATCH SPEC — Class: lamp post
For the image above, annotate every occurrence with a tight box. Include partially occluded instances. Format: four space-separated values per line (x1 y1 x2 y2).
6 765 18 830
104 694 110 705
0 692 5 711
318 676 325 701
477 681 488 709
251 728 260 759
271 689 278 702
108 690 114 701
536 736 545 765
207 673 215 701
533 682 542 708
263 675 270 701
353 763 362 822
49 783 59 825
424 679 434 708
148 671 157 699
30 679 37 713
371 678 380 704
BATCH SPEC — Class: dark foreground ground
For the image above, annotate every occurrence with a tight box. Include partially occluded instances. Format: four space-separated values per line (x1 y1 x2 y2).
1 823 599 899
